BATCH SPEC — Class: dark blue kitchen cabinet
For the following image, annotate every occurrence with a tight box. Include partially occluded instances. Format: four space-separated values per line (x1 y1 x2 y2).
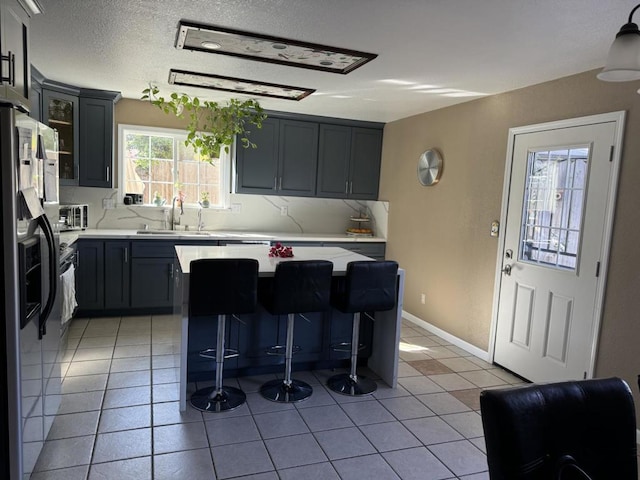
79 95 114 188
104 241 130 309
317 125 383 200
236 118 318 197
130 240 177 309
76 238 220 316
236 112 383 200
37 76 119 188
76 241 104 311
129 239 219 310
235 117 280 194
30 67 44 122
235 310 326 369
316 124 351 198
1 0 31 110
130 258 175 309
277 119 319 196
42 87 79 186
350 127 383 199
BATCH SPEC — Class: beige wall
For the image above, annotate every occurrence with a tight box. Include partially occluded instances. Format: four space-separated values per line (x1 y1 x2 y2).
112 98 192 187
380 70 640 409
115 97 191 129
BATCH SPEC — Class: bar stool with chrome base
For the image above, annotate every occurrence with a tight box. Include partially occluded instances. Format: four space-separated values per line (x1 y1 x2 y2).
189 258 258 412
260 260 333 403
328 260 399 396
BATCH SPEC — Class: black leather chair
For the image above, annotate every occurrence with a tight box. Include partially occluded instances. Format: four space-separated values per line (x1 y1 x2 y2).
327 260 398 396
480 377 638 480
259 260 333 403
189 258 258 412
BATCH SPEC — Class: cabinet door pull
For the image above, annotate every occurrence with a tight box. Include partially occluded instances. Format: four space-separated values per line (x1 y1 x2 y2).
106 167 110 182
1 52 14 84
349 181 353 194
279 177 282 190
274 176 277 190
169 264 174 279
345 181 349 194
9 52 15 86
124 247 128 264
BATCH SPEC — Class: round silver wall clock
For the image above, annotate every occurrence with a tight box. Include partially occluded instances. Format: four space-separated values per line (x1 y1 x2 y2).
417 148 443 186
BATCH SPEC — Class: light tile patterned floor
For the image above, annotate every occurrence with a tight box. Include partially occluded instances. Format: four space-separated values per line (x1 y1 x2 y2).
31 315 528 480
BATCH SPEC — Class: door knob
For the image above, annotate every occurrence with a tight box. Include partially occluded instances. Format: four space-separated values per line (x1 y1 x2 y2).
501 264 512 275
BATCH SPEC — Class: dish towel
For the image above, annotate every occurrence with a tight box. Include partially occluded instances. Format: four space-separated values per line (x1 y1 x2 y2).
61 264 78 326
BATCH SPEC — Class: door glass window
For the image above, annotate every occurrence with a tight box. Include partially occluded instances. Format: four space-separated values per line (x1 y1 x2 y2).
519 146 590 271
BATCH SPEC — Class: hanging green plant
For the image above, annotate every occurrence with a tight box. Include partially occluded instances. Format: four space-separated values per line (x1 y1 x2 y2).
141 84 267 162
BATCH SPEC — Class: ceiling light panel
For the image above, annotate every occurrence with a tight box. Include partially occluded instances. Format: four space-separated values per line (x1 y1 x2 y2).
176 21 377 74
168 69 315 101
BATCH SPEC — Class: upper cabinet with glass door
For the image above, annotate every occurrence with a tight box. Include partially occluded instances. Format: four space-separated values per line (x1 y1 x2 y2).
42 89 79 185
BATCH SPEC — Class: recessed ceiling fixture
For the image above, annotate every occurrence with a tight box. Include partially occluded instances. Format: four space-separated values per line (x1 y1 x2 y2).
18 0 43 15
175 21 377 74
598 3 640 82
168 69 315 101
201 41 221 50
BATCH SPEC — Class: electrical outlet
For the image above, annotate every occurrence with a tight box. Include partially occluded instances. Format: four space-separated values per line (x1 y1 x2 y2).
103 198 114 209
231 203 241 213
280 206 288 216
420 293 426 304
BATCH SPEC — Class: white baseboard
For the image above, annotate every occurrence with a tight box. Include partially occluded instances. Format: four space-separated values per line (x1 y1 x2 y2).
402 311 491 362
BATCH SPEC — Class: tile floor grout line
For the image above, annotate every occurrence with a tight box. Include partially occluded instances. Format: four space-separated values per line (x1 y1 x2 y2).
41 315 495 479
84 315 120 479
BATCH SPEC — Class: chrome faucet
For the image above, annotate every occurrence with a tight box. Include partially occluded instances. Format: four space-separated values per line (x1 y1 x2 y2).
197 207 205 232
171 196 183 230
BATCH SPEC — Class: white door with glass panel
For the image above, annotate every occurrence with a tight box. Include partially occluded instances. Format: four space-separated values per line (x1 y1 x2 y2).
493 114 623 383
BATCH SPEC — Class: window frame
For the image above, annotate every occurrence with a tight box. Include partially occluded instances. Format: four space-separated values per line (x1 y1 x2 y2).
117 123 231 209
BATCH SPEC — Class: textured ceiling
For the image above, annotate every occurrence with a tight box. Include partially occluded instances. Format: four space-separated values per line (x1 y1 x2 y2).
30 0 636 123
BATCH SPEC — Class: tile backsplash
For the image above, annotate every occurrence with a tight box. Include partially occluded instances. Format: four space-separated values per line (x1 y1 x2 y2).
60 187 389 238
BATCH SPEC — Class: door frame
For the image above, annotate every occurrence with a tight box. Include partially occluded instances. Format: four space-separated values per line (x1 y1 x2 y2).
488 111 626 379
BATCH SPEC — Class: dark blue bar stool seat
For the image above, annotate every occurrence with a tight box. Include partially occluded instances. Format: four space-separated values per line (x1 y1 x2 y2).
189 258 258 412
260 260 333 403
328 260 398 396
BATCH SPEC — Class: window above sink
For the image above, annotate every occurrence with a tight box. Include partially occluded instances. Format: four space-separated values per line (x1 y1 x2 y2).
119 124 231 209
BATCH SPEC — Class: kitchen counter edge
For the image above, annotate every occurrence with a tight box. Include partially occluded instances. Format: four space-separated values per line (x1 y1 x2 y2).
60 229 386 246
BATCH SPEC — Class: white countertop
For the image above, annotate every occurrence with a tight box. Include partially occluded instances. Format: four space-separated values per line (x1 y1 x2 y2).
60 229 386 244
175 245 376 275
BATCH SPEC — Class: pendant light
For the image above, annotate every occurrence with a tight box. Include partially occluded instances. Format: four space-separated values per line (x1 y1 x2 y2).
597 3 640 82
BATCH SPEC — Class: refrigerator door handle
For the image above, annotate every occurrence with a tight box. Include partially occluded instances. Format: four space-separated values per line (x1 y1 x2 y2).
37 214 58 339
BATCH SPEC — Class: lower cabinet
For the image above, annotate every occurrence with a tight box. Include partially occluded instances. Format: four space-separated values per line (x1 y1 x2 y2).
76 241 105 311
76 239 131 313
76 238 216 315
104 241 130 309
75 238 385 317
130 258 175 309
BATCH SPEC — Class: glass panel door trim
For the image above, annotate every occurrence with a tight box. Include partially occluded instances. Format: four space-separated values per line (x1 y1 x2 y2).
518 145 590 272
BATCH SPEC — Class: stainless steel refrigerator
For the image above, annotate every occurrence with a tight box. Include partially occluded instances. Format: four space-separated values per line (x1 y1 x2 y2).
0 102 63 479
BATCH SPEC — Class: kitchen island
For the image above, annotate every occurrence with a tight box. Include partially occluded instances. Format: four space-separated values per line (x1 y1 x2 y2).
174 245 404 410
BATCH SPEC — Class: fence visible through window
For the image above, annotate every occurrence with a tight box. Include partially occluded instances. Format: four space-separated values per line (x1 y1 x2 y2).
122 126 226 208
519 146 590 271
